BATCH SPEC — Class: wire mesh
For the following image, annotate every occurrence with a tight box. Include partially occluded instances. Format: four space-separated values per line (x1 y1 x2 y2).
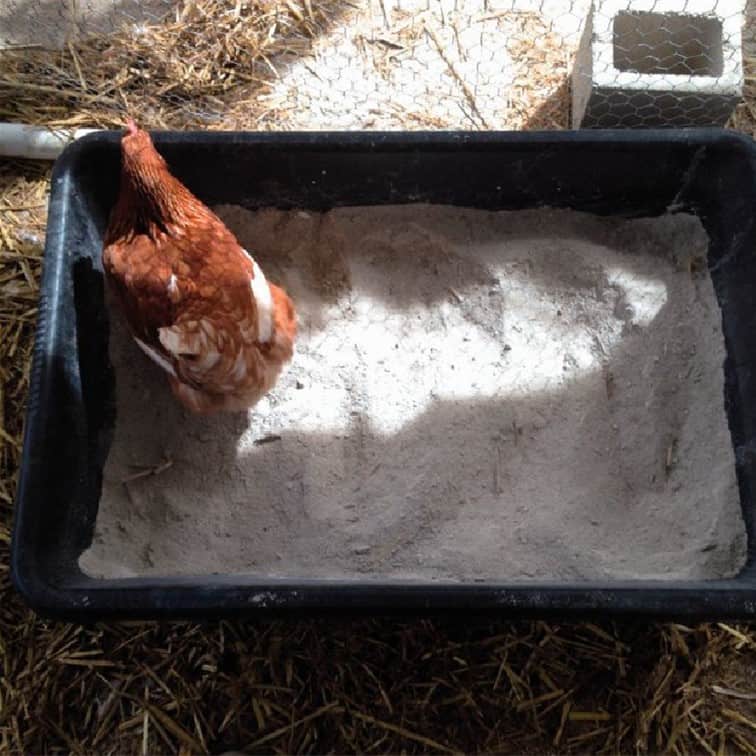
0 0 749 131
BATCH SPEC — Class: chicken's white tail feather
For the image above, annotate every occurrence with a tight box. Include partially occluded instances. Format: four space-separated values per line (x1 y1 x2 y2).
158 322 222 373
243 250 273 344
158 325 194 355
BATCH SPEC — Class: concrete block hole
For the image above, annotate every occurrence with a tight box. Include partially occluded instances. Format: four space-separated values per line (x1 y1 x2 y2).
613 11 725 77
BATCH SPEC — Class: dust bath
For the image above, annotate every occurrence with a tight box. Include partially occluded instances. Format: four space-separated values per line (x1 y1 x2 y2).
80 206 747 581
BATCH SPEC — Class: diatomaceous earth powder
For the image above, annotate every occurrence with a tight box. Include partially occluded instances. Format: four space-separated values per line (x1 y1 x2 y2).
80 206 747 582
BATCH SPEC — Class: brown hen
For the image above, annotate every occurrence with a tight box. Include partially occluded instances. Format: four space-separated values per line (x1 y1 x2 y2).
102 120 296 414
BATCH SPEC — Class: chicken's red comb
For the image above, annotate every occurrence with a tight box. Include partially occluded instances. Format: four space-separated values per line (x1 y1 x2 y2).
125 118 139 136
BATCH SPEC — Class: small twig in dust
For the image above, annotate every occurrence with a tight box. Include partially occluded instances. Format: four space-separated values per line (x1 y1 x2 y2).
122 458 173 483
593 334 608 358
493 444 505 494
424 24 491 129
254 434 282 446
121 482 134 510
665 439 677 476
604 369 615 400
447 286 462 303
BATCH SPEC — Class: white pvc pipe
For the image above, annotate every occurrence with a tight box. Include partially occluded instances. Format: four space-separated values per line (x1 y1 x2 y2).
0 122 100 160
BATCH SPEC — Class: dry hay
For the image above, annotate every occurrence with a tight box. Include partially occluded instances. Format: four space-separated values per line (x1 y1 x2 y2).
1 0 755 752
0 561 755 753
0 0 573 132
0 0 357 130
0 161 46 511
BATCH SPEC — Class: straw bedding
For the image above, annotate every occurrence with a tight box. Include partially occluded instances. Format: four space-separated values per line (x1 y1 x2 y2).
1 0 755 751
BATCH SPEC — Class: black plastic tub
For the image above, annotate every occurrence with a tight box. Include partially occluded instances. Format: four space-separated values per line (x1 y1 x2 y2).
11 129 756 621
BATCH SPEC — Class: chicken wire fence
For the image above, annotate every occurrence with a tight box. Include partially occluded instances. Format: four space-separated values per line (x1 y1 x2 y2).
0 0 750 131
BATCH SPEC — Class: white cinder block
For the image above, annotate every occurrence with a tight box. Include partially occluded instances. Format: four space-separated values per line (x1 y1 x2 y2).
572 0 745 128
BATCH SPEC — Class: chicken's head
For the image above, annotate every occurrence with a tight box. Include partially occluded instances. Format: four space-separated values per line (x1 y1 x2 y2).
112 118 194 233
120 119 168 176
